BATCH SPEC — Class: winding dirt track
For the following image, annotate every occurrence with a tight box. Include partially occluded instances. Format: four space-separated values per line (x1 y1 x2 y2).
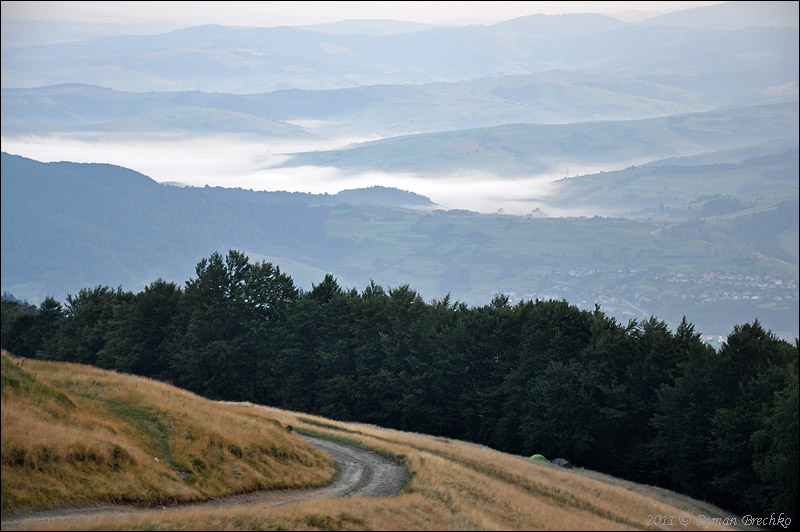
0 434 406 530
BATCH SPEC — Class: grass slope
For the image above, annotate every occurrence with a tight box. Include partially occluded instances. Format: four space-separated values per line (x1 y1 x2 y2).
0 351 335 515
548 144 799 217
278 102 799 176
1 352 743 530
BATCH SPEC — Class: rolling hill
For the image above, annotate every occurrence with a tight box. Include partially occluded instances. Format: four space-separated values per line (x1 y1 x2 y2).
1 351 743 530
2 151 798 340
277 102 799 177
0 152 433 303
7 67 795 141
0 351 335 515
548 141 799 216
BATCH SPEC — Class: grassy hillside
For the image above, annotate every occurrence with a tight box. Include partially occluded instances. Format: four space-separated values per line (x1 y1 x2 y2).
0 351 335 515
0 72 710 140
278 102 799 176
1 352 742 530
3 65 795 140
548 144 799 218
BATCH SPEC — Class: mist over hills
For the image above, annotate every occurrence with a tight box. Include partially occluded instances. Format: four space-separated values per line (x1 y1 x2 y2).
2 151 797 340
1 0 798 342
277 101 799 176
3 2 796 149
0 152 428 302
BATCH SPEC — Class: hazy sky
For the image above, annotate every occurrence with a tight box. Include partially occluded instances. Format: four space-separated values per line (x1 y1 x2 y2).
3 1 724 26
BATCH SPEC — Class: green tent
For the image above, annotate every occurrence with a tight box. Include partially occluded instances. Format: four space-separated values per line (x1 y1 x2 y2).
530 454 548 461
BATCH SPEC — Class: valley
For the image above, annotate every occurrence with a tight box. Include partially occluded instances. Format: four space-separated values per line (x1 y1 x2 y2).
1 3 797 528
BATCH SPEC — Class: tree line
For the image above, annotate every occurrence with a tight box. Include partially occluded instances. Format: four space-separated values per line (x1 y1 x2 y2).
2 250 797 522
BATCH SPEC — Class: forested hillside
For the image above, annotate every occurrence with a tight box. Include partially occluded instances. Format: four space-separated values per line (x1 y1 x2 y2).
2 250 797 523
3 152 797 340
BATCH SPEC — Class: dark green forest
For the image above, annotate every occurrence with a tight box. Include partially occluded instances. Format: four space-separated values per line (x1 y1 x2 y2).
2 250 797 522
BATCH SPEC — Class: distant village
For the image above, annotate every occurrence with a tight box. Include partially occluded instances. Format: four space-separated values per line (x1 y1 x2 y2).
494 267 798 343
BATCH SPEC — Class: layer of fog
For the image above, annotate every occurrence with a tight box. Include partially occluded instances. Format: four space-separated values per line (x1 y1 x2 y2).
1 134 624 217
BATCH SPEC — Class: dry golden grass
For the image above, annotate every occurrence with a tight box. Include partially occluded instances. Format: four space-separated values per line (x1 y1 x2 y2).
2 352 739 530
1 352 334 514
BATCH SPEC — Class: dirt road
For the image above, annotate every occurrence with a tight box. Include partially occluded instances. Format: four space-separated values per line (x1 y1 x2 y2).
0 434 406 530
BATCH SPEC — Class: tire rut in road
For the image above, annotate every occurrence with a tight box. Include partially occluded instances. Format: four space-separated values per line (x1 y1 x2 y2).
301 434 405 498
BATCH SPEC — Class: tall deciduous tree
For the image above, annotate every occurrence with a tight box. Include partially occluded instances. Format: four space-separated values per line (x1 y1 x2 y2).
97 279 181 378
169 251 297 401
45 286 130 365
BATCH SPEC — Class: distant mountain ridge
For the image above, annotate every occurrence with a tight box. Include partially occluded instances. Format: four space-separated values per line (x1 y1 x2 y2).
2 5 796 93
5 65 796 140
489 13 628 34
296 19 436 36
640 1 799 30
